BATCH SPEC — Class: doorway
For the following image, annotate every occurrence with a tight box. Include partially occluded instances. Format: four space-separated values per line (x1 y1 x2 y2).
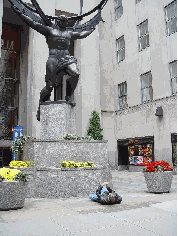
0 147 12 167
118 145 128 165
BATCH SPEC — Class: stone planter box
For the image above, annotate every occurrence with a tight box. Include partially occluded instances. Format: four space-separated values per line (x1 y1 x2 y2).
144 171 173 193
0 181 28 210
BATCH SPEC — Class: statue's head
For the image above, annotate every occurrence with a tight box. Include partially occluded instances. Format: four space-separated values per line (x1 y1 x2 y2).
56 15 68 28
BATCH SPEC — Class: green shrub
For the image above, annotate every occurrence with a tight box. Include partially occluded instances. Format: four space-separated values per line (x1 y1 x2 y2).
11 136 34 154
87 111 103 140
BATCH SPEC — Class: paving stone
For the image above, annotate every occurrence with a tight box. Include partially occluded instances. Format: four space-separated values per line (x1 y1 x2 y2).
109 204 177 223
0 171 176 236
0 219 71 236
151 200 177 213
75 223 162 236
135 214 177 236
52 212 124 233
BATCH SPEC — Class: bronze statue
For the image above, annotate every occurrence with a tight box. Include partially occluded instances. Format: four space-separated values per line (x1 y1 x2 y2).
7 0 108 121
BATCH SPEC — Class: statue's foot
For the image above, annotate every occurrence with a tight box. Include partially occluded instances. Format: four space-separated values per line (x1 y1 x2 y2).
65 96 76 107
36 107 40 121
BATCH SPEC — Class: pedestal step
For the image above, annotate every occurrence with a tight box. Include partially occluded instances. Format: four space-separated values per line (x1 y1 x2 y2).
20 167 112 198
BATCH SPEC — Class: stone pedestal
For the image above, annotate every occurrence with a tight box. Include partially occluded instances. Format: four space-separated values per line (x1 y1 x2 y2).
40 101 76 139
22 101 112 198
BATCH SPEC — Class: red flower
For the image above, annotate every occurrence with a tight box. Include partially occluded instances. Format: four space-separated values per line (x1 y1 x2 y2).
144 160 172 172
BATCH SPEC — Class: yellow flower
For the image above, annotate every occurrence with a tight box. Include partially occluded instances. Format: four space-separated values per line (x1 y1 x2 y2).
0 168 21 181
9 161 28 168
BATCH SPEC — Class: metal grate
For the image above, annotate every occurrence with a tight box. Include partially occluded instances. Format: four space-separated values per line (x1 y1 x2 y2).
0 77 19 138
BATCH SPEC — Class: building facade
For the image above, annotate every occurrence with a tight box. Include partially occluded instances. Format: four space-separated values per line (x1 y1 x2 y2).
101 0 177 169
0 0 177 169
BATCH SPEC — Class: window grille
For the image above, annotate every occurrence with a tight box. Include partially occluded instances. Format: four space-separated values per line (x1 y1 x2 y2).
136 0 141 3
164 0 177 35
169 61 177 95
138 20 149 51
118 82 127 109
116 36 125 63
140 72 153 103
114 0 123 20
0 23 20 139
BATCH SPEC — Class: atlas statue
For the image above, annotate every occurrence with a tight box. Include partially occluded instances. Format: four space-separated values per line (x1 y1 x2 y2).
7 0 108 121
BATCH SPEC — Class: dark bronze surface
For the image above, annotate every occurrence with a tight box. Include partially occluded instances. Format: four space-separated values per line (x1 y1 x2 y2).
7 0 108 120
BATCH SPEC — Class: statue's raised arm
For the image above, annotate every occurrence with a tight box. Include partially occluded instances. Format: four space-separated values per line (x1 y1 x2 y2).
7 0 53 37
7 0 108 121
70 10 103 40
12 5 51 36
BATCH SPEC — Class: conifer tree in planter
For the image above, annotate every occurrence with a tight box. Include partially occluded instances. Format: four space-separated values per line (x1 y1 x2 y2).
87 111 103 140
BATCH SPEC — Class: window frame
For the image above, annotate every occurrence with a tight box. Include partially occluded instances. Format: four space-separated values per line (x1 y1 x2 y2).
116 35 125 63
137 19 149 51
164 0 177 36
171 133 177 166
118 81 127 109
114 0 123 20
140 71 153 103
169 60 177 95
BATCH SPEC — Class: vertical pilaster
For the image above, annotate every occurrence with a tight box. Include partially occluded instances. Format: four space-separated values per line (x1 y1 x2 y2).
75 0 101 136
27 0 55 137
0 0 3 58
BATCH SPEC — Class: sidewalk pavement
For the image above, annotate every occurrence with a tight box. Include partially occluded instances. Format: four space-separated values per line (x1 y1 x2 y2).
0 170 177 236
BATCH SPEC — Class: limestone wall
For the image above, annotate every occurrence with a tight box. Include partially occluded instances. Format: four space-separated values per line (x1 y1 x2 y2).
102 95 177 167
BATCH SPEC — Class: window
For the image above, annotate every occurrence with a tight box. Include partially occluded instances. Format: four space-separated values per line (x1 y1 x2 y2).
164 0 177 35
118 82 127 109
136 0 142 3
169 61 177 94
116 36 125 63
171 133 177 166
138 20 149 51
140 72 153 103
114 0 123 20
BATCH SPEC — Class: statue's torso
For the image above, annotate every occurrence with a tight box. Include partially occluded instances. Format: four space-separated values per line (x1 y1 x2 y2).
47 28 72 58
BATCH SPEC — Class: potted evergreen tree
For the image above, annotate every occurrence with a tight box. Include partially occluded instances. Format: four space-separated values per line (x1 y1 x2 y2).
87 111 103 140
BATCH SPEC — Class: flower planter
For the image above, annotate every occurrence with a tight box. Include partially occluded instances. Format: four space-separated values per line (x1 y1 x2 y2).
144 171 173 193
0 181 28 210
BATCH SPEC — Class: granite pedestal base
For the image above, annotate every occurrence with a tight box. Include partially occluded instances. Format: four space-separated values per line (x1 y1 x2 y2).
40 101 76 139
18 167 112 198
23 140 108 169
23 102 111 198
23 140 111 198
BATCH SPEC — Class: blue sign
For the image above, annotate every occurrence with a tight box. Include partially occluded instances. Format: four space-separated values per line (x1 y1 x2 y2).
13 126 23 160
